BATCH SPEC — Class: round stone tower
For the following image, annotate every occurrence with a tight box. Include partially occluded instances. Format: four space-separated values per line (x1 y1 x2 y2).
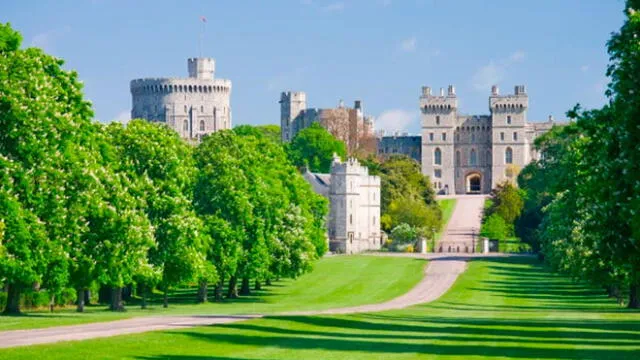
130 57 232 142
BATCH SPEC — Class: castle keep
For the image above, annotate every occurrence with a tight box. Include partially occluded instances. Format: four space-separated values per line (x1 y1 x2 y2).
130 58 232 141
421 85 558 195
304 155 381 254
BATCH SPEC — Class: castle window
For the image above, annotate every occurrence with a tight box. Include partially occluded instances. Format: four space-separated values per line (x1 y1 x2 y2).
505 147 513 164
470 149 477 166
183 120 188 131
434 169 442 178
513 132 518 141
456 151 461 166
436 116 440 125
456 133 460 141
434 148 442 165
429 133 434 141
350 214 353 225
184 105 188 113
507 115 512 125
201 105 204 112
442 132 446 141
500 132 505 141
199 120 205 131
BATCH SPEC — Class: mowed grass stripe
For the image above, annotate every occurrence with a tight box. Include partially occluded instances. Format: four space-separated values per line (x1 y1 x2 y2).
4 256 638 359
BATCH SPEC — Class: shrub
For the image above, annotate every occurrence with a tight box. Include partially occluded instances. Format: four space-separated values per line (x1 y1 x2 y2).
405 245 414 253
481 214 508 240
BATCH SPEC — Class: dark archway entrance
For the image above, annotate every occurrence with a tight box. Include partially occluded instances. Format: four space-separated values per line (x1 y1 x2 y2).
466 173 481 194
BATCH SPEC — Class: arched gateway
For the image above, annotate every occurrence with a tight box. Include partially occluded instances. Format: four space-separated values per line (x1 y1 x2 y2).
466 173 481 194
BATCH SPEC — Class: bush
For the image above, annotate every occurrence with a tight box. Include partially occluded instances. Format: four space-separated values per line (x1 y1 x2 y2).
499 240 532 253
480 214 508 240
405 245 414 253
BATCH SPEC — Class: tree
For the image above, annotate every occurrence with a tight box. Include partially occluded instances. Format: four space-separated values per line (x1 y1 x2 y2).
385 197 442 235
390 224 419 245
234 124 281 143
287 122 347 173
487 181 524 226
480 214 508 241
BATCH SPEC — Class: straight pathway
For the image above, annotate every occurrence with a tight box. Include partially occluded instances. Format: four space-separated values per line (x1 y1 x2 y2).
0 254 469 349
437 195 487 253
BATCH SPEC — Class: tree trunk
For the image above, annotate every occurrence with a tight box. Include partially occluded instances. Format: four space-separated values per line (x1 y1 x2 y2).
254 280 262 291
163 286 169 308
110 287 124 311
197 281 208 303
240 277 251 296
49 294 55 313
215 279 224 302
76 289 85 312
140 285 147 310
227 276 238 299
84 289 91 305
3 284 21 315
629 283 639 309
265 278 272 286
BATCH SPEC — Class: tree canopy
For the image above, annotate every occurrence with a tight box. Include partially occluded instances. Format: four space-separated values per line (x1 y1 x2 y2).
286 122 347 173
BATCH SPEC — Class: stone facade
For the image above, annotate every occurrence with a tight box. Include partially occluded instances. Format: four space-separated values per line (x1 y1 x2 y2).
421 85 563 195
130 58 232 141
377 134 422 163
280 92 375 153
303 155 381 254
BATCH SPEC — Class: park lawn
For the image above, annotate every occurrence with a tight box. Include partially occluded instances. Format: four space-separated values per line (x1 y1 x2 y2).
3 256 639 359
0 255 425 331
434 198 457 242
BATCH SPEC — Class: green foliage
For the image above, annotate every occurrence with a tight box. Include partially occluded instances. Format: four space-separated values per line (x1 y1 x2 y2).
390 223 419 245
486 181 524 225
286 122 347 173
480 214 508 241
0 22 21 52
234 124 281 143
385 197 442 235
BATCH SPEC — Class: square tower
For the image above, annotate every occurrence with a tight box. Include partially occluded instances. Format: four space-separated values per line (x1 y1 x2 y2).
421 85 457 194
280 91 307 142
490 85 528 188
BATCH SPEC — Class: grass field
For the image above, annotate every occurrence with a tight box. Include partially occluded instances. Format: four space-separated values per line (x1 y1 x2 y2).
3 256 638 359
435 198 457 242
0 256 425 331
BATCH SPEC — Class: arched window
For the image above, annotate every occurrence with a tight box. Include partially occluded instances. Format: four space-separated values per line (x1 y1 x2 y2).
183 120 188 131
434 148 442 165
470 149 477 166
505 147 513 164
455 151 461 166
199 120 205 131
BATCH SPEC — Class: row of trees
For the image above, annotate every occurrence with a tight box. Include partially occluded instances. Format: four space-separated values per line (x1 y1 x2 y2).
0 23 327 314
515 2 640 308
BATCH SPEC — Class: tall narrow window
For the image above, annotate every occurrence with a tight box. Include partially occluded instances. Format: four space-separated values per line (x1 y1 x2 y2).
470 149 477 166
505 147 513 164
199 120 205 131
436 116 440 125
507 115 512 125
349 214 353 225
429 133 434 141
434 148 442 165
183 120 188 131
455 151 461 166
201 105 204 112
442 132 446 141
500 132 505 141
513 132 518 141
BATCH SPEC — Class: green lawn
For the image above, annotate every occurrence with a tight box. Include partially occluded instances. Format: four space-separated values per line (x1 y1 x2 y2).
3 256 639 359
433 198 457 246
0 255 425 331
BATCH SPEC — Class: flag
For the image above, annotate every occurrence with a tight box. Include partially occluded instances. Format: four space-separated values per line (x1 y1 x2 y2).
200 16 207 23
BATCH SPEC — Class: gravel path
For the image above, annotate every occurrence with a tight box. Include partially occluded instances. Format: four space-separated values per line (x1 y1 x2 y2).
0 255 468 349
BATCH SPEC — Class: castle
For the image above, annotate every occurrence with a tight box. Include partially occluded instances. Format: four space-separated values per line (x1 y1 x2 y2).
303 155 381 254
280 92 376 153
421 85 559 195
130 58 232 141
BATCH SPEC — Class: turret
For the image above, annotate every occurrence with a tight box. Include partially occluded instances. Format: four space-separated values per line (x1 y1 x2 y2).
188 58 215 80
280 91 307 142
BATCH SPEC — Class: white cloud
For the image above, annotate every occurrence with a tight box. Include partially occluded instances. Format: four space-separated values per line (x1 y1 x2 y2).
375 109 418 133
472 62 504 91
30 26 71 53
323 2 344 12
114 110 130 125
508 50 525 63
471 50 526 91
267 67 308 92
399 36 417 52
580 65 590 72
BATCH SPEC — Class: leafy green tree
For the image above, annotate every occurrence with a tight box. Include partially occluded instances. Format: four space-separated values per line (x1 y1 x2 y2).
480 214 508 241
385 197 442 235
287 122 347 173
390 224 419 245
234 124 281 143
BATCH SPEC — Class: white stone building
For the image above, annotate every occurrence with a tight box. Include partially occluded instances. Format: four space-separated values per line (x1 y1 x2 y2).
304 155 381 254
130 58 232 141
421 85 563 195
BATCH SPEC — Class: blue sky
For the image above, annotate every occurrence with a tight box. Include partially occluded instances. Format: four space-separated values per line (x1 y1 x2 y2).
4 0 626 134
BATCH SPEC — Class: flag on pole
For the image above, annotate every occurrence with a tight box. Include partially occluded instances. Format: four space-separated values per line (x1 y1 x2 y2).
200 16 207 23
